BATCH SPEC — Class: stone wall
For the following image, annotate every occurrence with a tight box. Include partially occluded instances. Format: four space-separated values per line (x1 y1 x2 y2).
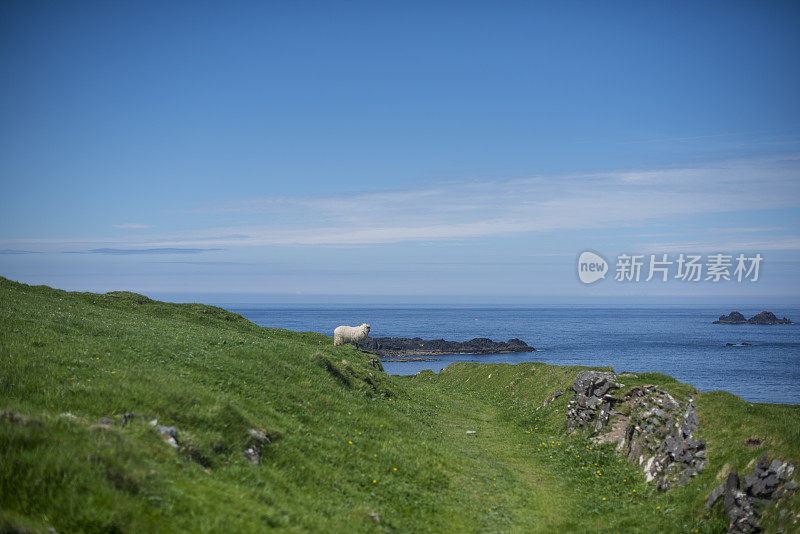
564 371 798 533
565 371 706 490
618 385 706 490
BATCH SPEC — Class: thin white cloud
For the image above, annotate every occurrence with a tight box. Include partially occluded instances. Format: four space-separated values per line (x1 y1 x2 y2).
4 154 800 251
114 223 153 229
638 236 800 253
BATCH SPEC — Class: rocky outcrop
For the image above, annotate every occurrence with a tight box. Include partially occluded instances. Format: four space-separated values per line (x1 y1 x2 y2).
707 453 797 533
713 311 792 324
566 371 621 433
360 337 535 358
714 311 748 324
566 374 707 490
747 311 792 325
618 386 706 490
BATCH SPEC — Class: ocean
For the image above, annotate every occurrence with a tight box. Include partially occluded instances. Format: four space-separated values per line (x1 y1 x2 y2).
226 306 800 405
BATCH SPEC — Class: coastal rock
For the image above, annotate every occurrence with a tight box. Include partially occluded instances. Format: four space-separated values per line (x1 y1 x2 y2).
360 336 535 358
714 311 748 324
713 310 792 325
747 311 792 325
712 311 747 324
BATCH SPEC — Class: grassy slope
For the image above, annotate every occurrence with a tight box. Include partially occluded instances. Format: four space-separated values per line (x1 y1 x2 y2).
1 277 798 533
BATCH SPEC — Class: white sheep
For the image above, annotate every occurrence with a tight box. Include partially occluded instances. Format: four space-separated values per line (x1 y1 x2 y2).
333 323 370 347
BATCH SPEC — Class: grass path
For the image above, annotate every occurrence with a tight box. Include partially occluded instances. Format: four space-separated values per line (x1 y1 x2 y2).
409 378 578 532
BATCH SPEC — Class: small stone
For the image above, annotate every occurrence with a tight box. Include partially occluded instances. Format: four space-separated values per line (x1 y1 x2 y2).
244 447 260 465
786 464 796 479
770 459 783 474
695 460 707 472
742 473 758 493
776 462 796 481
248 429 270 443
750 477 769 497
757 453 769 472
154 425 179 448
369 512 381 522
707 483 725 508
155 425 177 439
764 474 781 488
98 417 114 426
784 480 798 490
724 472 739 515
119 412 135 428
466 430 477 436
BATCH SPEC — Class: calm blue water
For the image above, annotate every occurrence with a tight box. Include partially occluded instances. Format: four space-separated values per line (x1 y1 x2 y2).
227 306 800 405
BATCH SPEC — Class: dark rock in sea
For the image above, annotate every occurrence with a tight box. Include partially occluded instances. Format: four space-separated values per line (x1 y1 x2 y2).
747 311 792 325
382 357 442 362
714 310 792 324
360 336 535 358
714 311 748 324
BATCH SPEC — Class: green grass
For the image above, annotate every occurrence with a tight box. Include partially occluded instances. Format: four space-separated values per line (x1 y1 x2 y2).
1 277 798 533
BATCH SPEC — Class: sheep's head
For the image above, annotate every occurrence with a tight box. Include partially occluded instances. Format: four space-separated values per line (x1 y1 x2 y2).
363 323 371 334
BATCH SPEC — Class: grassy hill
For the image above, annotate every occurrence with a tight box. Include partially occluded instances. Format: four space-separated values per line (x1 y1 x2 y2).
1 277 798 533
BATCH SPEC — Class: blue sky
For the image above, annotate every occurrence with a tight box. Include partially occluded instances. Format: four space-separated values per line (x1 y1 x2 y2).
1 1 799 303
